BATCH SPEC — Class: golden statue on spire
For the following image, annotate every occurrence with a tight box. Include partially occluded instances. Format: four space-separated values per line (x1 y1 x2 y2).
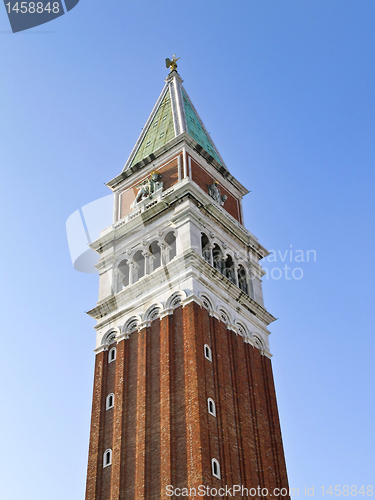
165 54 180 72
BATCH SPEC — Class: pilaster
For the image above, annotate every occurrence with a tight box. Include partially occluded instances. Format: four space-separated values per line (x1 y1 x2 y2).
110 340 126 500
182 302 205 488
134 328 147 499
85 351 106 500
159 315 172 495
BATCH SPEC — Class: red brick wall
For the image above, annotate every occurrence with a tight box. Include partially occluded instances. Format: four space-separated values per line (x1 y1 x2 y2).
85 302 289 499
118 154 244 225
85 348 116 500
85 351 105 500
189 156 243 224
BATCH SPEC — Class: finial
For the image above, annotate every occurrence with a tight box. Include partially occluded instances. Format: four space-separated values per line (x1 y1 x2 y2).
165 54 180 73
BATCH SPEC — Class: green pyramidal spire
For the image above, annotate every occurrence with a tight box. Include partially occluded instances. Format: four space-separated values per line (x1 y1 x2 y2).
181 89 222 165
124 70 226 171
130 90 175 167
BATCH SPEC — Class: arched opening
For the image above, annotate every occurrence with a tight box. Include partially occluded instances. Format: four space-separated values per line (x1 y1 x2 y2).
146 305 161 323
236 322 247 339
106 393 114 410
254 335 264 352
208 398 216 416
108 347 116 363
212 458 221 479
238 265 248 294
201 294 213 311
201 233 211 263
204 344 212 361
224 254 235 284
118 259 129 290
149 241 161 272
103 449 112 468
164 232 176 263
124 317 139 335
133 250 145 282
212 244 223 273
106 332 116 345
167 292 183 310
219 309 230 325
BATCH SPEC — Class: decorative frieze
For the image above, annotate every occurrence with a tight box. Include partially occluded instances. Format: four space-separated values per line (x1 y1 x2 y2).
93 287 271 358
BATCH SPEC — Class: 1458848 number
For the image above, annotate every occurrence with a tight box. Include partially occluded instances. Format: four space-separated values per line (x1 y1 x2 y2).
5 2 60 13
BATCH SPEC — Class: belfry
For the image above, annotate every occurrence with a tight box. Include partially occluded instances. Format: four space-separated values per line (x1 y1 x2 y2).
84 58 290 500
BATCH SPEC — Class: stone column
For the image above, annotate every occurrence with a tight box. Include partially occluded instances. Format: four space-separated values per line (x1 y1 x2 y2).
234 264 239 287
142 250 150 276
208 244 214 266
163 243 171 265
159 242 166 266
128 261 134 285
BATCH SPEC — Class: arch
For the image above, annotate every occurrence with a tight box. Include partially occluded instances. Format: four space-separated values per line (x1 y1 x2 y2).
103 449 112 468
236 321 250 339
106 393 114 410
122 316 141 335
217 307 232 327
149 240 161 272
224 254 236 284
204 344 212 361
108 346 116 363
212 244 224 273
237 265 248 294
201 232 211 263
114 252 129 269
200 293 214 311
166 291 186 310
102 328 119 346
133 250 145 282
164 231 177 262
207 398 216 416
117 258 130 290
253 334 265 352
144 303 163 324
212 458 221 479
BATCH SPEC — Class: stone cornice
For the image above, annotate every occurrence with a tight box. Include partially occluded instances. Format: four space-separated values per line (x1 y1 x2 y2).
90 178 268 262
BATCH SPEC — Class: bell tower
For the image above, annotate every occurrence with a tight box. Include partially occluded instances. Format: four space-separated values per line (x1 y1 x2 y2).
84 60 289 500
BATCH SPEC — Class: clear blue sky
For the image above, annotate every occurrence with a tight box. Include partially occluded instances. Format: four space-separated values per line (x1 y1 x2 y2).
1 1 374 499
